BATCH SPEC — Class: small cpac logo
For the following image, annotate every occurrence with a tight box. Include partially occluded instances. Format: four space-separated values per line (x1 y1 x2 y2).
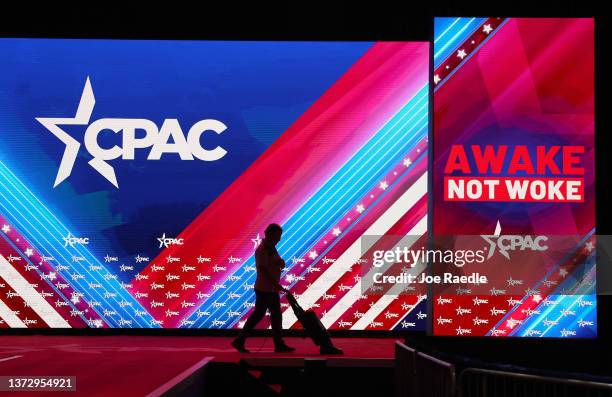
63 232 89 247
481 221 548 260
157 233 184 249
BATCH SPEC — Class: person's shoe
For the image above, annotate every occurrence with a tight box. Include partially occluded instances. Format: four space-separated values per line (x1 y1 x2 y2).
320 345 343 355
274 344 296 353
231 338 250 353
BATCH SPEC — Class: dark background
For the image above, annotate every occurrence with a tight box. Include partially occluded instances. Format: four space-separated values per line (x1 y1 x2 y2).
2 0 609 377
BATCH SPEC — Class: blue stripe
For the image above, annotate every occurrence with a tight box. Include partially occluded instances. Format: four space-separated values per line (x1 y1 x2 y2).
434 19 509 92
434 17 487 67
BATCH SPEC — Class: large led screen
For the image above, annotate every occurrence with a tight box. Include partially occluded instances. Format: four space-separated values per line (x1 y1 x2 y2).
432 18 596 337
0 39 429 329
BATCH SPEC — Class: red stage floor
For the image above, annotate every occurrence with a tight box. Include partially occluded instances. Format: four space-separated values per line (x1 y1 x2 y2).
0 336 397 396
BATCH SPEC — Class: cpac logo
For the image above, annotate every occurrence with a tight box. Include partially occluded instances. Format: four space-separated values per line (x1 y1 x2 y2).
37 77 228 188
157 233 184 248
481 221 548 260
63 232 89 247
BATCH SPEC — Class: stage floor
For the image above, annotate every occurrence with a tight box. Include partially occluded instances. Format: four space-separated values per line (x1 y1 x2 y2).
0 336 397 396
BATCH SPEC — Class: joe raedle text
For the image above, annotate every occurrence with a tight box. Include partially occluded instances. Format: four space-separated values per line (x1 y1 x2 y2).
373 272 488 286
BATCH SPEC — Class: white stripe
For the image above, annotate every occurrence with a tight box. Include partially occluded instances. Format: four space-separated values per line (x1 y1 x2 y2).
0 298 26 328
352 257 427 329
0 255 70 328
329 217 427 329
283 172 428 328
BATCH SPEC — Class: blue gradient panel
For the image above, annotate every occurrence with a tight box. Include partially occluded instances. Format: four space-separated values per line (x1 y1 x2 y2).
0 39 371 273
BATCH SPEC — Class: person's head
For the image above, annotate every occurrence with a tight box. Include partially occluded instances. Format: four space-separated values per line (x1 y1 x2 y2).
264 223 283 246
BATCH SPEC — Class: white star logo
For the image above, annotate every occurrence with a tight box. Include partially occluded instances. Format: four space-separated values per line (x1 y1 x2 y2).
481 220 515 259
308 250 318 260
1 224 10 233
403 158 412 167
332 227 341 237
433 74 441 84
355 204 365 213
457 49 467 60
157 233 168 248
483 24 493 34
585 241 594 252
37 78 122 188
36 77 118 187
506 318 519 329
379 180 388 190
24 248 34 257
91 319 103 328
251 233 262 249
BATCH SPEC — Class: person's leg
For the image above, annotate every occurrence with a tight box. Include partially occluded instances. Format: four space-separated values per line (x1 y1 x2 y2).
268 292 283 346
269 292 294 352
232 290 267 352
319 339 344 355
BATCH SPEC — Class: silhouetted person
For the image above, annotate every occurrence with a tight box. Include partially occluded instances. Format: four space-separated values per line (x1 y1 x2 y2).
232 223 295 353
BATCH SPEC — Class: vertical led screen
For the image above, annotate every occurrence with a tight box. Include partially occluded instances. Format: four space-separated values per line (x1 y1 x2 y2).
0 39 429 329
432 18 595 337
